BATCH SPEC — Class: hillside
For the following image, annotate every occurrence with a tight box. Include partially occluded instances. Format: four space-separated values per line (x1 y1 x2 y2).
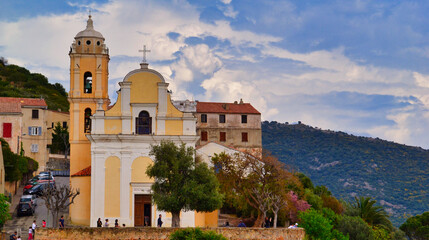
262 121 429 226
0 59 69 111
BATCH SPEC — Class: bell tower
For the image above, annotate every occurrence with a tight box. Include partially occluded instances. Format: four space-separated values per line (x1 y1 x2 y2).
69 14 109 225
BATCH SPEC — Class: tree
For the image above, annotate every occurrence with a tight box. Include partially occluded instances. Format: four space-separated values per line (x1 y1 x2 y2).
212 151 301 227
346 197 393 230
299 209 348 240
50 122 69 159
337 215 374 240
0 194 11 228
146 141 223 227
400 211 429 240
40 184 80 227
287 191 311 223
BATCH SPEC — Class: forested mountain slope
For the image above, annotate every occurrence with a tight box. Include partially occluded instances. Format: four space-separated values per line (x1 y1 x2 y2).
0 59 69 111
262 121 428 226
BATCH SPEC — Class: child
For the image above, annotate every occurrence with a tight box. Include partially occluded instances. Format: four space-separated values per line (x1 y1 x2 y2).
28 226 33 240
17 236 21 240
42 220 46 228
114 219 119 228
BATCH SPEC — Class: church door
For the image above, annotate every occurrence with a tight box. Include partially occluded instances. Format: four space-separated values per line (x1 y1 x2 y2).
134 195 152 226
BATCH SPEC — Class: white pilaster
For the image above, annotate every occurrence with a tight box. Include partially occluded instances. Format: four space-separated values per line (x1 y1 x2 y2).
120 151 132 225
120 82 132 134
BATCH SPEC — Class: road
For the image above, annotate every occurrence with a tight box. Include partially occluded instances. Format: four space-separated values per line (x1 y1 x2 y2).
2 176 70 237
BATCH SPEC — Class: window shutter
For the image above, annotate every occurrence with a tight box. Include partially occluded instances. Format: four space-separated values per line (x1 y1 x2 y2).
38 127 42 135
28 127 32 135
2 123 12 138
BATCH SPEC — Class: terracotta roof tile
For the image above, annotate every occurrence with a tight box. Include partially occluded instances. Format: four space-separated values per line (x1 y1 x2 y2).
71 166 91 177
0 102 22 113
196 102 260 114
0 97 47 107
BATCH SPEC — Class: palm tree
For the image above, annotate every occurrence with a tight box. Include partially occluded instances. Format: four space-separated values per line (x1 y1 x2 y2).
347 196 393 230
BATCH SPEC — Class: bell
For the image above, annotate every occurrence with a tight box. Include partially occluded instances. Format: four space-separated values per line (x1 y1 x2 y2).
85 81 92 89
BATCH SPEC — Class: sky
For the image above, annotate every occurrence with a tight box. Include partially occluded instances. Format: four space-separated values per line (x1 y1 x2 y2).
1 0 429 149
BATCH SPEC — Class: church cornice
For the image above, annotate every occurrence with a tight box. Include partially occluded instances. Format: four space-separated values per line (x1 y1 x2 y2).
86 134 199 144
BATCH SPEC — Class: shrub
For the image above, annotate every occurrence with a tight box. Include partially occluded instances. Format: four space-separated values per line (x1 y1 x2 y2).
170 228 227 240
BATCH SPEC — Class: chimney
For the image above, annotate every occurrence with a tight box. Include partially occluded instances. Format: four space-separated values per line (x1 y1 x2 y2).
239 98 244 104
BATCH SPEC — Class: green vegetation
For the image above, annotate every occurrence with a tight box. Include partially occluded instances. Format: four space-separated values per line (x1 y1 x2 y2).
170 228 227 240
0 57 69 112
0 194 11 229
262 121 429 226
1 138 38 182
146 141 223 227
400 212 429 240
49 122 70 158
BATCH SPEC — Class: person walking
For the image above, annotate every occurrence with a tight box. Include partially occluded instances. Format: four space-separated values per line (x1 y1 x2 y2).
157 214 163 227
32 220 37 236
59 216 65 228
97 218 102 227
9 231 17 240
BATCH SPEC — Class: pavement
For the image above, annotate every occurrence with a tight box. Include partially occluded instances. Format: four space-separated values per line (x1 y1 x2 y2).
2 177 70 238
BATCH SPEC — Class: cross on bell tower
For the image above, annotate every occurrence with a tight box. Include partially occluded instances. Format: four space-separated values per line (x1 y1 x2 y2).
139 45 151 63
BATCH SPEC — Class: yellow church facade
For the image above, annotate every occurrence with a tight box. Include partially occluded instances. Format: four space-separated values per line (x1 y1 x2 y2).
69 15 218 227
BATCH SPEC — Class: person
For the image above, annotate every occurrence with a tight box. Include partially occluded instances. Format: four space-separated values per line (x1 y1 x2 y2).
269 217 273 227
9 231 17 240
97 218 102 227
104 219 109 227
42 220 46 228
225 221 230 227
237 220 246 227
28 226 33 240
59 216 65 228
17 236 21 240
32 220 37 236
122 224 126 227
157 214 163 227
115 219 119 228
264 217 270 228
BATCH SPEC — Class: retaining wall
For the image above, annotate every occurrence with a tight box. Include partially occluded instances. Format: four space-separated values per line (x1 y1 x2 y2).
36 227 305 240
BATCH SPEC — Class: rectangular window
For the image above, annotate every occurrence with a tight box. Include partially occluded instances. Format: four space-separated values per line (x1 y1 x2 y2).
241 115 247 124
63 121 67 128
219 114 226 123
2 123 12 138
201 131 208 141
220 132 226 142
242 132 248 142
51 122 54 128
32 109 39 119
201 114 207 123
31 144 39 153
28 126 42 136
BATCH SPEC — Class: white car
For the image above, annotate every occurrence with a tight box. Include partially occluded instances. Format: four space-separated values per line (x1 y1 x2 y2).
20 194 37 207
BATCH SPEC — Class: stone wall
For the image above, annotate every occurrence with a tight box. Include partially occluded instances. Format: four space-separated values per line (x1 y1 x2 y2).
36 227 305 240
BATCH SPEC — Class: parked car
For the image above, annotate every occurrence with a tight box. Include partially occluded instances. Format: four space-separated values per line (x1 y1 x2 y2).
24 182 39 191
17 202 34 216
20 194 37 207
24 183 55 196
37 175 55 184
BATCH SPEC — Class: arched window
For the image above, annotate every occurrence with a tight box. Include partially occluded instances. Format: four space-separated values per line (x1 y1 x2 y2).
84 108 92 133
136 111 152 134
84 72 92 93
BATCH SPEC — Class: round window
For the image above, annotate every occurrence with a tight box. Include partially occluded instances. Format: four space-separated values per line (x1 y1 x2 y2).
86 40 91 45
78 41 81 45
97 41 101 46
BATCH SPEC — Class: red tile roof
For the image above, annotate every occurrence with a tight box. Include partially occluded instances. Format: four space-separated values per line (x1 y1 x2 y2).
71 166 91 177
0 97 47 107
0 102 22 113
196 102 260 114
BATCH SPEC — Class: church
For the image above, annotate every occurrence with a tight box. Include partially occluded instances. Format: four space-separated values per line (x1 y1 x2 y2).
68 15 261 227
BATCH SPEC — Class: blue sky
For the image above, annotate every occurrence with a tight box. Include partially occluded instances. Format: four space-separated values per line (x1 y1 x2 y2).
1 0 429 148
